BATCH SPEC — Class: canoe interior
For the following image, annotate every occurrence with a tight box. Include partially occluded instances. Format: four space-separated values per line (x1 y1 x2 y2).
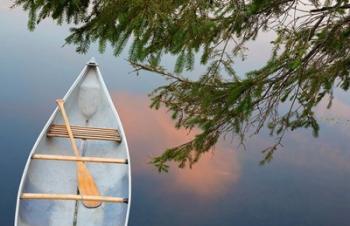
16 62 131 226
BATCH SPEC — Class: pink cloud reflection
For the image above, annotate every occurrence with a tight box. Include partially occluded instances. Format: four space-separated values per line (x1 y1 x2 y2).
112 92 240 198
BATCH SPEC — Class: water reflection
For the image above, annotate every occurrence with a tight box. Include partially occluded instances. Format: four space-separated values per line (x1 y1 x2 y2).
112 92 350 226
113 92 240 198
0 0 10 10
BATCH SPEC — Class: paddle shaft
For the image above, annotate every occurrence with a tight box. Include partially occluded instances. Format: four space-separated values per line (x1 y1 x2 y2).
56 100 81 157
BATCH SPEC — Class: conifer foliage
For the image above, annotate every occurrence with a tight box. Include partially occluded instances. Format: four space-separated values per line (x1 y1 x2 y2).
15 0 350 171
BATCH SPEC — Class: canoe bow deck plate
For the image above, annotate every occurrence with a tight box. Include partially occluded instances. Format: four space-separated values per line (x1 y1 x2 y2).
14 58 131 226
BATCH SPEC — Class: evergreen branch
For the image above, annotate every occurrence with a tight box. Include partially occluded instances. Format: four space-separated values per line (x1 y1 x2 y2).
15 0 350 171
310 4 350 12
129 61 189 83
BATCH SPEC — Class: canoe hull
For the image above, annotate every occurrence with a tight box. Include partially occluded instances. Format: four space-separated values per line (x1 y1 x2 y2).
15 59 131 226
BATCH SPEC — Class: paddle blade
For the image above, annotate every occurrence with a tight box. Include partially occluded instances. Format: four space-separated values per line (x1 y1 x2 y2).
77 162 102 208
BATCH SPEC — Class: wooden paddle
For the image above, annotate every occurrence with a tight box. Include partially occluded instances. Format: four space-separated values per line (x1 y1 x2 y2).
56 99 102 208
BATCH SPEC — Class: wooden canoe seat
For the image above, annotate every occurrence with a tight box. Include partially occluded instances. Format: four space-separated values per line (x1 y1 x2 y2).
32 154 128 164
21 193 128 203
47 124 121 142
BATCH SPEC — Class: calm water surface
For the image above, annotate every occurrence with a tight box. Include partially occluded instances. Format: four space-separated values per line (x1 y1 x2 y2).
1 2 350 226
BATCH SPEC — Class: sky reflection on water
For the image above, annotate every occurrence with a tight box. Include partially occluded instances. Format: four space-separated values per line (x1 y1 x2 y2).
1 2 350 225
114 92 240 197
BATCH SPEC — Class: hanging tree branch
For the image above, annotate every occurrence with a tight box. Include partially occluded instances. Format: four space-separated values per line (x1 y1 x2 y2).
14 0 350 171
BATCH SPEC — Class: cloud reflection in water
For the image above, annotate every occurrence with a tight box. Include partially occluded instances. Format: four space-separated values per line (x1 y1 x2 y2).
112 92 240 198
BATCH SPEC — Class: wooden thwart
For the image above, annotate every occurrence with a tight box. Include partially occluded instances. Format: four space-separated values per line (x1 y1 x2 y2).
52 124 117 132
32 154 128 164
21 193 128 203
47 124 121 142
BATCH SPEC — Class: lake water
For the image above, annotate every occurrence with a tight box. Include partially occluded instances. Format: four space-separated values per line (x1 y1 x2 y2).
1 3 350 226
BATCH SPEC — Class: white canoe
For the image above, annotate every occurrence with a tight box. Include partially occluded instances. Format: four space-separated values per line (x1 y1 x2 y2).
14 58 131 226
